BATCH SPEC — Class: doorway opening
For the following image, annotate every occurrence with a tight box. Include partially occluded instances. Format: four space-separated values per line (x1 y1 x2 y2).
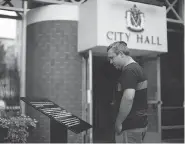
91 54 162 143
92 55 120 143
160 31 184 143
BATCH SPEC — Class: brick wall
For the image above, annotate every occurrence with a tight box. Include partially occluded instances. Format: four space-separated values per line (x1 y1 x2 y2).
26 20 82 143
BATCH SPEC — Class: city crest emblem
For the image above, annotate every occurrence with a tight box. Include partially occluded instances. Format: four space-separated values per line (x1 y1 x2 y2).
126 5 145 32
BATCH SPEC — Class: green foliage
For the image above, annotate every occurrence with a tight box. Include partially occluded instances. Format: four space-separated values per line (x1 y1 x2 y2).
0 115 37 143
0 42 34 143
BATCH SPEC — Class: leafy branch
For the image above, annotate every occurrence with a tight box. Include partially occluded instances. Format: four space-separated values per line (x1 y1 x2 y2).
0 115 37 143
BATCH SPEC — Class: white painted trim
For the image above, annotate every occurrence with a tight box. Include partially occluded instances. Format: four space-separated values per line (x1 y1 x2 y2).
167 18 184 24
147 100 162 105
166 0 183 21
27 4 79 26
0 6 24 12
162 125 184 130
156 57 162 141
33 0 86 5
81 56 88 143
20 0 27 115
162 138 184 142
162 107 184 109
33 0 65 4
88 50 93 143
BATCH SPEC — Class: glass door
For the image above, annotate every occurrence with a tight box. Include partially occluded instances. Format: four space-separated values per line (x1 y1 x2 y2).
142 56 162 143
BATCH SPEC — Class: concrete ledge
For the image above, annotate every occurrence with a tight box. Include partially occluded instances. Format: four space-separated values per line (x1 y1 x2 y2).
27 4 79 25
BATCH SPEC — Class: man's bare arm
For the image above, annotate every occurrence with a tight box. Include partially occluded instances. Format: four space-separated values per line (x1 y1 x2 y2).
116 89 135 124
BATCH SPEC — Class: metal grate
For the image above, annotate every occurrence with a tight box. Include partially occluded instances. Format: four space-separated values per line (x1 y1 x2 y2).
164 0 184 24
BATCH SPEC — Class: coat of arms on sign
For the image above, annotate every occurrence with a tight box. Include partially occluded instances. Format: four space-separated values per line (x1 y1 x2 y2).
126 5 145 32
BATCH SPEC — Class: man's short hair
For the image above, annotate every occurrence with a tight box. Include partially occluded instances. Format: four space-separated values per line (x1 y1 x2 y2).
107 41 130 55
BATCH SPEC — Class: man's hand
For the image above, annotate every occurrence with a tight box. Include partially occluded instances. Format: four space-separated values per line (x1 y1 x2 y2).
115 120 122 135
115 89 135 135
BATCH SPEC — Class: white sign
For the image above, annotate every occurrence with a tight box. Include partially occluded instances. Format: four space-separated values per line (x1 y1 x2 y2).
78 0 167 56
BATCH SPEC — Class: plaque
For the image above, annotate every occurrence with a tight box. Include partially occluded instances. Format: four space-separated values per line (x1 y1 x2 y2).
21 97 92 134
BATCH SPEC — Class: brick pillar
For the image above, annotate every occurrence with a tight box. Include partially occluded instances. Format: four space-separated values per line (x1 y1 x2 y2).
26 5 82 143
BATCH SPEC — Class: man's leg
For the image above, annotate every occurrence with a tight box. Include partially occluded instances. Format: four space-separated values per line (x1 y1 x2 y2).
115 131 127 143
115 128 147 143
125 131 144 143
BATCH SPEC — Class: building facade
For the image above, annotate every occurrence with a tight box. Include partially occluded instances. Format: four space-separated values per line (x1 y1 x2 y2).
0 0 184 143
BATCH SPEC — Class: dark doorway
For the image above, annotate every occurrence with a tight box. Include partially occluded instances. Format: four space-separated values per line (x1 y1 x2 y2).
92 55 146 143
92 56 120 143
161 31 184 107
160 30 184 142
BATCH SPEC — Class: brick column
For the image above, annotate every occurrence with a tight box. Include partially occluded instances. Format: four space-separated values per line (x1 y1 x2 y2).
26 5 82 143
